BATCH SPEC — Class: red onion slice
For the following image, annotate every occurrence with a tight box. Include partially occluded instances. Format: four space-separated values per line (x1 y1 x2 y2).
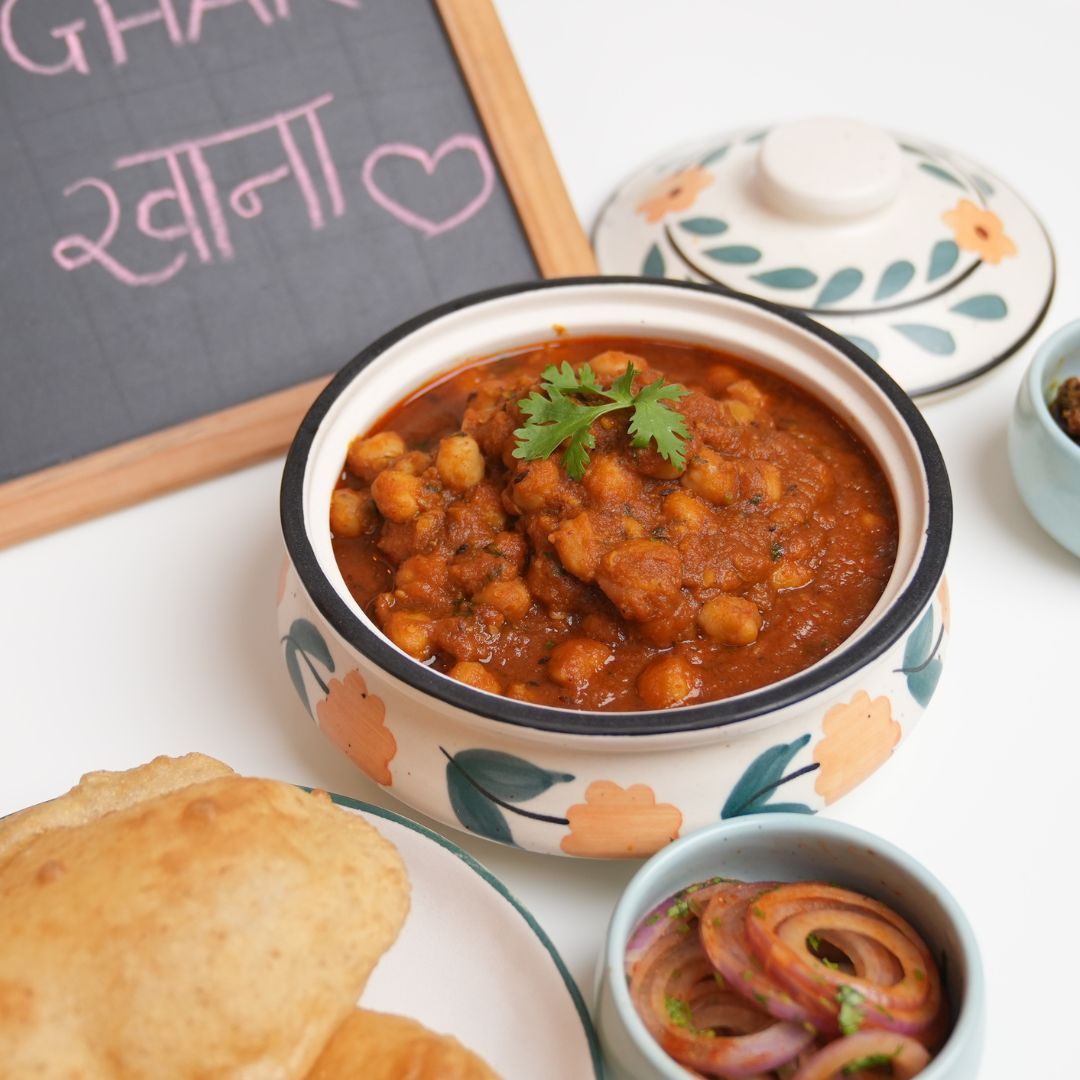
790 1031 931 1079
746 884 942 1036
700 884 821 1027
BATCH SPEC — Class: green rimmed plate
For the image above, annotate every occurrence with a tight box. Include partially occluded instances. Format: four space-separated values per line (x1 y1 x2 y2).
330 794 603 1078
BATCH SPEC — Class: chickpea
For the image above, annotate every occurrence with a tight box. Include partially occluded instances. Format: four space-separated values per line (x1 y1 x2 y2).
722 399 756 425
697 595 762 646
393 450 432 476
637 653 701 709
329 488 375 537
510 459 562 512
738 460 783 504
726 379 766 409
547 638 612 689
475 577 532 621
448 660 502 695
771 561 814 590
588 349 647 383
383 611 435 659
583 454 639 506
596 539 683 622
631 444 684 479
436 432 486 492
682 449 739 506
346 431 405 482
371 469 423 523
550 512 599 581
662 490 709 529
395 554 449 604
706 364 741 393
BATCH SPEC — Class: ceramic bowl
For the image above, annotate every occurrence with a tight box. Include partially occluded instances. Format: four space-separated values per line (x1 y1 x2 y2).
1008 318 1080 557
278 278 952 858
595 814 985 1079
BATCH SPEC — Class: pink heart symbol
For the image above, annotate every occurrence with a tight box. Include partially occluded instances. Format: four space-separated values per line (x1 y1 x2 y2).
361 134 495 237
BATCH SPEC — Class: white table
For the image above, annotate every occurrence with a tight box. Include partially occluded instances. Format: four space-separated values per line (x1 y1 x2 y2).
3 3 1078 1075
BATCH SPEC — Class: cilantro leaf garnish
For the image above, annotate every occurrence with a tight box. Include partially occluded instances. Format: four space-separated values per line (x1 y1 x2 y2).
842 1048 902 1074
836 985 865 1035
664 995 693 1027
513 361 690 481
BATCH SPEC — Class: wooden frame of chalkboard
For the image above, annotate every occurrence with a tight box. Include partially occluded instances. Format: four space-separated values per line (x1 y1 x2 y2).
0 0 595 549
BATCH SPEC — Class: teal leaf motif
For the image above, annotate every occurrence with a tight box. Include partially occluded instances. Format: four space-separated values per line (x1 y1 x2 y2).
815 268 863 307
284 645 309 718
288 618 334 672
699 145 730 167
680 216 728 236
972 174 995 197
927 240 959 282
919 162 965 188
749 802 816 815
446 763 514 844
898 606 943 707
893 323 956 355
452 749 573 803
703 245 761 264
642 243 665 278
875 260 915 301
721 734 815 818
744 129 769 143
845 335 880 362
951 294 1007 320
282 618 334 718
751 267 818 289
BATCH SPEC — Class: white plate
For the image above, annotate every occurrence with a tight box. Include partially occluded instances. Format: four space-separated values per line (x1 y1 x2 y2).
333 794 603 1078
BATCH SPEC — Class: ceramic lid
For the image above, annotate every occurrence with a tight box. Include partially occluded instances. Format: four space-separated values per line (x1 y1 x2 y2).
594 118 1055 397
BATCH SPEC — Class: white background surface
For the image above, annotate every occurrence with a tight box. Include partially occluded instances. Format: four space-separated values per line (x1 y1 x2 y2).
2 3 1078 1076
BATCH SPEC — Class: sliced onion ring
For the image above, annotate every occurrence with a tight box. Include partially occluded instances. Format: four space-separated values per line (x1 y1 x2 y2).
790 1031 931 1080
699 884 820 1027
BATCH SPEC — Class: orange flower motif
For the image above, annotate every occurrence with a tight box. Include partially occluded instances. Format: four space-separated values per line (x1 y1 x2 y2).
937 577 951 635
636 166 714 224
814 691 900 805
941 199 1016 265
316 671 396 786
560 780 681 858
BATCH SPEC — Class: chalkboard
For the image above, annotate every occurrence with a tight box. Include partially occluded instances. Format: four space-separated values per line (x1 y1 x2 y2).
0 0 594 545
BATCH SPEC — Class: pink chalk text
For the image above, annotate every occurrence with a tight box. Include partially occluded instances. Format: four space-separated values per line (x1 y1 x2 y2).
1 0 359 76
51 94 497 288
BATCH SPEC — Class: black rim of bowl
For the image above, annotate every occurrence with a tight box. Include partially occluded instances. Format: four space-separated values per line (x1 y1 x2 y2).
281 276 953 737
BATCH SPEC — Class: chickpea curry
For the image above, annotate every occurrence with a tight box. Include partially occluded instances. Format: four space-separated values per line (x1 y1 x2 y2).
330 337 898 712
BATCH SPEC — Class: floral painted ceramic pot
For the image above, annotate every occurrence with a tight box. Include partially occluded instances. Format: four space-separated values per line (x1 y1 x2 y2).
594 117 1054 398
278 278 952 858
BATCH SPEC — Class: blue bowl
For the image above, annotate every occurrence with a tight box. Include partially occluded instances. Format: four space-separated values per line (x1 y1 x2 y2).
1008 318 1080 557
596 815 985 1079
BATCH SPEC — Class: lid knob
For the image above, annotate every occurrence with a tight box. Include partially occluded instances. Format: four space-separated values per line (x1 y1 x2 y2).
756 117 903 222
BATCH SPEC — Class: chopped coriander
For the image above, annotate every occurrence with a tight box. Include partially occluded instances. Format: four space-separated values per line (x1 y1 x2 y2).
513 361 690 480
749 494 763 505
644 912 661 926
667 898 692 919
544 640 556 650
820 956 839 971
913 968 926 982
770 541 785 561
836 985 865 1035
842 1049 901 1074
752 905 765 919
807 933 821 952
664 996 693 1028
